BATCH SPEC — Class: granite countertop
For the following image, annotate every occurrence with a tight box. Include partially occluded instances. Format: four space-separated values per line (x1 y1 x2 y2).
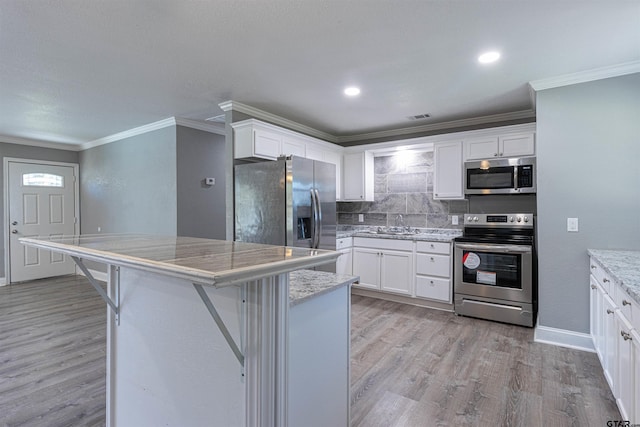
289 269 359 306
337 228 462 242
588 249 640 305
19 234 339 288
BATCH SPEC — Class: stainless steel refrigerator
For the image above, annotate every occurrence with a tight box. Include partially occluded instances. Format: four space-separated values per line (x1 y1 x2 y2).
234 156 336 271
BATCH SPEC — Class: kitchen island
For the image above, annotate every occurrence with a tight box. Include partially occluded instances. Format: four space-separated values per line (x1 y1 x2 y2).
19 234 352 427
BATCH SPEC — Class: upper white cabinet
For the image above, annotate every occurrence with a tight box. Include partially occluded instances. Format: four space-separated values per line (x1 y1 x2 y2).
464 133 535 160
433 141 464 200
232 119 343 200
342 151 374 201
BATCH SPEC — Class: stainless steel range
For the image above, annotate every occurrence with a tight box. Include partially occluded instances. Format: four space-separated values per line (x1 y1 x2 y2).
453 213 537 327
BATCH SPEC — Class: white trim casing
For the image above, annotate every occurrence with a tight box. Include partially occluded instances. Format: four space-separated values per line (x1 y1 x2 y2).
0 277 6 286
534 324 595 353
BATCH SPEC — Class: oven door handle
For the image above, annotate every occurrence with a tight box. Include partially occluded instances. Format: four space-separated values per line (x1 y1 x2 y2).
455 243 532 254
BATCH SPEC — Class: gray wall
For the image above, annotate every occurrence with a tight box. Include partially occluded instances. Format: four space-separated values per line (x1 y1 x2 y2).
176 126 226 239
338 151 468 229
79 126 177 236
536 73 640 333
0 142 78 278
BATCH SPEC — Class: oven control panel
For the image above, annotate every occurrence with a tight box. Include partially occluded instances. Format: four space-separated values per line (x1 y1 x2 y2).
464 213 534 227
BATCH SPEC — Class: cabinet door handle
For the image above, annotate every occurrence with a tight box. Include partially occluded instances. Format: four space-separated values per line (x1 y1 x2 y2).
591 284 596 290
622 300 631 306
606 309 614 314
493 153 498 157
430 257 435 262
621 331 632 341
603 278 610 283
590 265 597 269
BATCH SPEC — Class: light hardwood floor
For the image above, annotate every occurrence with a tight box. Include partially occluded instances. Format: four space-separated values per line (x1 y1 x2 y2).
0 277 621 426
350 295 620 427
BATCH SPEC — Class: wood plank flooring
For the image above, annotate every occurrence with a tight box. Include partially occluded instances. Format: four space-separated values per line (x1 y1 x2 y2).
0 276 106 427
350 295 621 427
0 277 621 426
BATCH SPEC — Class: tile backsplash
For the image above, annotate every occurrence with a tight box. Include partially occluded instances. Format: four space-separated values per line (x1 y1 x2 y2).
337 151 468 229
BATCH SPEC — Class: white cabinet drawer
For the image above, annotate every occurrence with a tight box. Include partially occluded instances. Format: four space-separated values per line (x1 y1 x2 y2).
416 253 450 277
353 237 413 252
416 241 450 255
336 237 352 250
416 276 450 302
614 286 637 326
590 259 613 294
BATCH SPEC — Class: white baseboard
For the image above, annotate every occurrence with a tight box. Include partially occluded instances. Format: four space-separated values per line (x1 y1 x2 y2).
0 277 6 286
534 324 595 352
76 268 108 282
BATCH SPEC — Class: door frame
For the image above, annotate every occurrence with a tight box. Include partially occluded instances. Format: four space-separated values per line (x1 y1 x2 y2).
3 157 80 284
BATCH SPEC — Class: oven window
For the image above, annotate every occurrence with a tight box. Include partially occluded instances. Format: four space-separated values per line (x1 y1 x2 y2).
467 166 514 189
461 250 522 289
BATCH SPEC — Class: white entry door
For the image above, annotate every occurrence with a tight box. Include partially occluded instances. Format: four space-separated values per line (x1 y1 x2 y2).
7 161 78 283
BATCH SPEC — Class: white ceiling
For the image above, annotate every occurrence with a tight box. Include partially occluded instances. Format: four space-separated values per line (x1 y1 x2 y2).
1 1 639 147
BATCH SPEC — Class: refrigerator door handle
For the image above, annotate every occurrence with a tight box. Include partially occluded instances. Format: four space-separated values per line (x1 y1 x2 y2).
310 189 319 248
314 188 322 249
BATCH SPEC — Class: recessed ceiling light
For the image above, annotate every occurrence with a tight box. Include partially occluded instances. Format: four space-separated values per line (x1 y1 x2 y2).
344 86 361 97
478 51 501 64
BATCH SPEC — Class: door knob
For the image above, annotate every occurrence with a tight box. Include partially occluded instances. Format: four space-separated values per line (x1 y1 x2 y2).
11 221 17 226
11 230 18 234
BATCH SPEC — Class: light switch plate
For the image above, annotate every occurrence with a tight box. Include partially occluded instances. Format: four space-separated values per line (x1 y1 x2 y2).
567 217 579 232
358 214 364 223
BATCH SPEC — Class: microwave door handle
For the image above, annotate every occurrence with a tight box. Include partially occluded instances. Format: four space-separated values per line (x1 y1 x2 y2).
314 188 322 249
514 165 519 190
456 243 532 254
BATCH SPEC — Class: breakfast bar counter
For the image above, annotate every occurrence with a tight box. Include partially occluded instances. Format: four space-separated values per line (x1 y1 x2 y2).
20 234 346 427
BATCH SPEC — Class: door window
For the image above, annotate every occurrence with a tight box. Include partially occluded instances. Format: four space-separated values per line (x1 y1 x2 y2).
22 173 64 187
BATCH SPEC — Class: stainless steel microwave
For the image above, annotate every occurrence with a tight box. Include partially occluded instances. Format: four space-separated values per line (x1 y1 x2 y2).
464 157 536 195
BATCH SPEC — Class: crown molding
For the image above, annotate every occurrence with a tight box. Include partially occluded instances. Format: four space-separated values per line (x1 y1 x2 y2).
219 100 338 143
175 118 226 135
529 60 640 91
79 116 226 151
0 134 82 151
81 117 177 150
336 109 536 144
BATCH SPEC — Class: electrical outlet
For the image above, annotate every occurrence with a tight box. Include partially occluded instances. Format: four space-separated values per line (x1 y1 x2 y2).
451 215 459 225
567 217 579 232
97 226 101 233
205 177 215 185
358 214 364 223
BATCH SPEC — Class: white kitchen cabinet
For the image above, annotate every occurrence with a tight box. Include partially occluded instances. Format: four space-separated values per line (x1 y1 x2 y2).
615 309 635 422
352 248 381 290
590 276 605 363
464 133 535 160
433 141 463 200
590 255 639 423
232 119 343 199
282 136 306 157
342 151 374 201
336 237 352 276
415 241 452 302
352 238 413 296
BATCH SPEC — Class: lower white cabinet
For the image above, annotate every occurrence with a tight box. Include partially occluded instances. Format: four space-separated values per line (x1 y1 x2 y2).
415 241 452 302
589 255 639 423
352 238 413 296
336 237 353 276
